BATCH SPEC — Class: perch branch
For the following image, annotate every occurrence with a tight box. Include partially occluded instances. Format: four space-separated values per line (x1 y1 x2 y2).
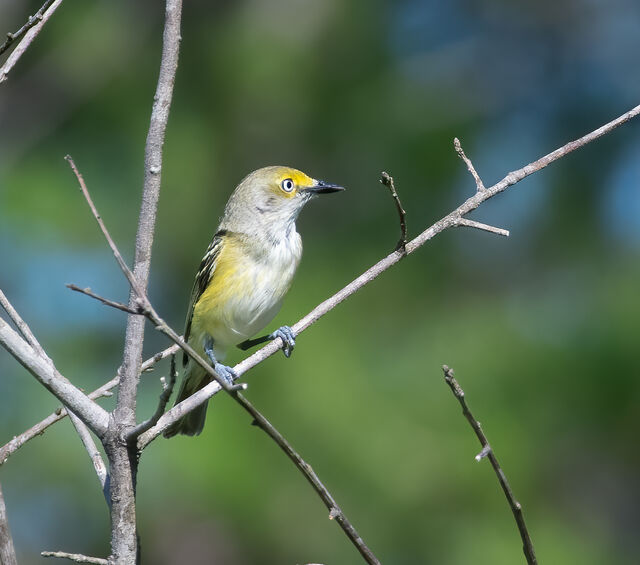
139 100 640 446
380 171 407 252
0 345 178 466
454 137 485 191
0 0 65 84
0 481 17 565
442 365 537 565
41 551 109 565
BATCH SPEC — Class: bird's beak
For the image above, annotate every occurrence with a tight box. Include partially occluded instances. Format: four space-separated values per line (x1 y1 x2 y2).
304 179 345 194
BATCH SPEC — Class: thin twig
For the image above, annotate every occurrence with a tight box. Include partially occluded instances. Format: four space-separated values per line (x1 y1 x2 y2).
0 0 56 56
0 0 65 84
0 288 47 357
128 356 177 437
380 171 407 252
65 157 146 300
0 481 18 565
66 284 142 315
442 365 537 565
456 218 509 237
41 551 109 565
137 101 640 446
454 137 485 191
66 411 108 494
0 345 178 466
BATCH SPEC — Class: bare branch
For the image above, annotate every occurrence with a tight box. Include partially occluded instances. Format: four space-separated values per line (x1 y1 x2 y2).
242 393 381 565
0 481 17 565
67 411 108 494
104 2 183 564
0 0 65 84
128 357 177 438
0 0 56 56
65 158 145 300
380 171 407 252
0 317 109 436
139 101 640 445
442 365 537 565
0 288 47 357
454 137 485 191
0 345 178 466
456 218 509 237
66 284 142 315
41 551 109 565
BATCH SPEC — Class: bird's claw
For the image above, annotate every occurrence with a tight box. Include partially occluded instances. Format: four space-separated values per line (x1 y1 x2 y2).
270 325 296 358
214 362 237 387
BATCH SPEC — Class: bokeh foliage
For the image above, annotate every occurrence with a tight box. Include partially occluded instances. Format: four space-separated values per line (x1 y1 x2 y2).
1 1 639 563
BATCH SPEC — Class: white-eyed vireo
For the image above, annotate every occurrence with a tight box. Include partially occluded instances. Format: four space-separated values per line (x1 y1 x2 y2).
164 166 344 437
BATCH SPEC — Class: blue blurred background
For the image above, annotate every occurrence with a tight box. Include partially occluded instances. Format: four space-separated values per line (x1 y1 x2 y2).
1 1 639 563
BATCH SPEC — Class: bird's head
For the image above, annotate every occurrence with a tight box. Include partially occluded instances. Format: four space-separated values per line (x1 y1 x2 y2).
222 166 344 237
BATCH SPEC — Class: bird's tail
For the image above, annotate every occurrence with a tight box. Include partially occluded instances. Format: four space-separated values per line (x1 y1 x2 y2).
163 362 211 438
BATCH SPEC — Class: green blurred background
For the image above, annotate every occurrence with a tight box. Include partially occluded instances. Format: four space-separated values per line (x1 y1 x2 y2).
1 0 639 563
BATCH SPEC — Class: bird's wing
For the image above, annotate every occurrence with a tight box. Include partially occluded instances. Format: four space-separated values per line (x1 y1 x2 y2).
183 230 227 366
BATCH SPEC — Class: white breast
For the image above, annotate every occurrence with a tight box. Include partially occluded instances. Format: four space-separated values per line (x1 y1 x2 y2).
218 230 302 347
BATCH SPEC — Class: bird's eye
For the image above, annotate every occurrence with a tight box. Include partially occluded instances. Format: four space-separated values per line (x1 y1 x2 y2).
281 178 295 192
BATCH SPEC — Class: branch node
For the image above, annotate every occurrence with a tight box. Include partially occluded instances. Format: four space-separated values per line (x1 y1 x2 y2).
329 507 340 520
475 444 492 461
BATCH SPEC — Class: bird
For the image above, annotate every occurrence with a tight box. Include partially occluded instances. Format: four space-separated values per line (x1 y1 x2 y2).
164 166 344 437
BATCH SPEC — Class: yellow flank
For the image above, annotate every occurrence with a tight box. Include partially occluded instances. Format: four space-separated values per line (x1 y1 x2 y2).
190 236 244 343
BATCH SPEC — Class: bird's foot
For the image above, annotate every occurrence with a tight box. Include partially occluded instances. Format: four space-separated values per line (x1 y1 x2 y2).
213 362 237 387
270 325 296 358
204 337 239 388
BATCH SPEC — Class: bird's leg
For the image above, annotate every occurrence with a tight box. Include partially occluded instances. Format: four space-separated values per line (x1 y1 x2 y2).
204 337 237 387
237 326 296 357
237 326 296 358
237 334 271 351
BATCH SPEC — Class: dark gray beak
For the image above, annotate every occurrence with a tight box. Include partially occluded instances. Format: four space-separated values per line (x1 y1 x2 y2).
305 179 345 194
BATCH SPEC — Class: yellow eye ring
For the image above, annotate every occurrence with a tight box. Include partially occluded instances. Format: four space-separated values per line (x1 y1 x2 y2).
281 178 295 192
